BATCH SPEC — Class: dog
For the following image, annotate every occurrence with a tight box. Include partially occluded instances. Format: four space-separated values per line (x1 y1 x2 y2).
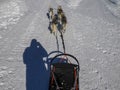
57 11 67 33
48 7 54 22
57 6 67 33
50 14 58 35
57 6 64 24
61 12 67 33
57 5 63 15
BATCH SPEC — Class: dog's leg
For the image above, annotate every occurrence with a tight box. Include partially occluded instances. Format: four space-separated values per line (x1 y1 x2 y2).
50 23 53 34
51 24 57 35
58 14 62 25
53 24 55 34
62 23 66 33
49 12 52 22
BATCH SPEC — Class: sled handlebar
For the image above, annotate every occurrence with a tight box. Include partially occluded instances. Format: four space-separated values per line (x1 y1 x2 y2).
47 51 63 58
50 53 80 71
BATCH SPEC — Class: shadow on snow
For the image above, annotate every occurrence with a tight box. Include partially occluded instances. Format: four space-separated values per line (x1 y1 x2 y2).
23 39 49 90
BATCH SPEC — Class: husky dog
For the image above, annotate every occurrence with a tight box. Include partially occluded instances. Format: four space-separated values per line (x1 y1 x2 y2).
57 6 67 33
48 7 54 22
61 12 67 33
57 5 64 24
57 5 63 15
50 15 58 35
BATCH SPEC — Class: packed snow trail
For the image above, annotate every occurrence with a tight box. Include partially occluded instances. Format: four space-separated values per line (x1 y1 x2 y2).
0 0 120 90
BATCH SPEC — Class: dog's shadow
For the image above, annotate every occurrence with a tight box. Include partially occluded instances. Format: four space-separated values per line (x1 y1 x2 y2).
46 13 50 19
48 22 52 33
46 12 52 33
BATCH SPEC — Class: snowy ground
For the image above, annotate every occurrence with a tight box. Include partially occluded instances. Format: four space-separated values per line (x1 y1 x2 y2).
0 0 120 90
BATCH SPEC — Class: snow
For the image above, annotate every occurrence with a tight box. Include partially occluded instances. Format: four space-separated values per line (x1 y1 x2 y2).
0 35 2 39
67 0 83 9
0 0 27 30
102 0 120 18
0 83 5 86
0 0 120 90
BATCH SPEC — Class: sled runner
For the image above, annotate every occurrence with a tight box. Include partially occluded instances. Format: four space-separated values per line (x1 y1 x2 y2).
49 53 80 90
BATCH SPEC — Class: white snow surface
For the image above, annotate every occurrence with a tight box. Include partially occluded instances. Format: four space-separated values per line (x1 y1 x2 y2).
0 0 27 30
102 0 120 18
0 0 120 90
67 0 83 9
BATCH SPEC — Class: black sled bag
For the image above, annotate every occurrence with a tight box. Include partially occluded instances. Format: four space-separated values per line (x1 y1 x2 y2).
49 54 80 90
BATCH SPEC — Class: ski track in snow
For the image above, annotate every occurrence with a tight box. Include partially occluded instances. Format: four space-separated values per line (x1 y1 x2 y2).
0 0 120 90
102 0 120 19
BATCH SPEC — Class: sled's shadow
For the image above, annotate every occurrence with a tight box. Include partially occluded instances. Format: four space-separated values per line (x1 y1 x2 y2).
23 39 50 90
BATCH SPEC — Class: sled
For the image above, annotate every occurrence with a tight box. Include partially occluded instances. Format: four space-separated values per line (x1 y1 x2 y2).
49 53 80 90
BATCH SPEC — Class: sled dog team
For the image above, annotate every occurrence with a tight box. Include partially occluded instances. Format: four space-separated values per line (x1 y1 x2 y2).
48 6 67 34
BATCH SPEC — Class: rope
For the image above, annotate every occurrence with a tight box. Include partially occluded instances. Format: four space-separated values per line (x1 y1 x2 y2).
59 31 71 63
60 32 66 54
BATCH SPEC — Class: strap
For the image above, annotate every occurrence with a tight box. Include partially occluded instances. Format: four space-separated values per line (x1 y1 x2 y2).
60 32 66 53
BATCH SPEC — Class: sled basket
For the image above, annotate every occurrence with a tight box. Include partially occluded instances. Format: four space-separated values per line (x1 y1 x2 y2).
49 53 80 90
